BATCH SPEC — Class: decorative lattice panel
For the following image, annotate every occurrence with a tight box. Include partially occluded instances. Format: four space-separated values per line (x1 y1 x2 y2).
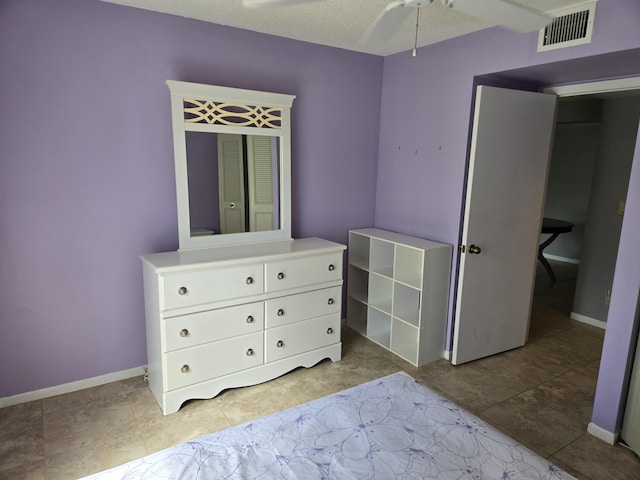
183 99 282 128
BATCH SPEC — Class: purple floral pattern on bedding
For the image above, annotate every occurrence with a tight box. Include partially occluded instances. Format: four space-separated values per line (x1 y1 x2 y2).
82 372 575 479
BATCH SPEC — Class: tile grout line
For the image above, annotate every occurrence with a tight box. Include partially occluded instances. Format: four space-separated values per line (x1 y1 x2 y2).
121 379 153 456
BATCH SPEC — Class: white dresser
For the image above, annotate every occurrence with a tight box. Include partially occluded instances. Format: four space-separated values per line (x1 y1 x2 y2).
141 237 345 415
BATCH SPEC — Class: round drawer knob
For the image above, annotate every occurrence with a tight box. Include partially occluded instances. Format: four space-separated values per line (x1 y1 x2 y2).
179 329 189 337
246 348 254 356
277 340 284 348
277 309 284 317
327 298 334 305
328 264 335 271
246 277 254 285
277 272 285 280
246 315 254 324
178 286 188 296
327 327 333 335
181 365 190 373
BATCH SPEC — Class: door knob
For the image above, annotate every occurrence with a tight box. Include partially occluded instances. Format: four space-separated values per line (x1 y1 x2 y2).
468 244 482 254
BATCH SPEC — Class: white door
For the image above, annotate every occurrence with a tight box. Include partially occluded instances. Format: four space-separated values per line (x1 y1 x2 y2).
452 86 557 365
218 134 246 234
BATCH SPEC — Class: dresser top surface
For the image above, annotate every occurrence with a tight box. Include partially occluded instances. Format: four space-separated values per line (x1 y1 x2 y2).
141 237 346 271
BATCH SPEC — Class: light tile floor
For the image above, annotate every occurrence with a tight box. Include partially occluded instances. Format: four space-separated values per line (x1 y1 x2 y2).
1 261 639 479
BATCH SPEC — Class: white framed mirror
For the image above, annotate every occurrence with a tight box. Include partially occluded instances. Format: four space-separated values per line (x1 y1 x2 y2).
166 80 295 250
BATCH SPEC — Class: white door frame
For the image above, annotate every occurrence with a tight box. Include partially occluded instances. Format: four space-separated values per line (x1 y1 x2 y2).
544 76 640 97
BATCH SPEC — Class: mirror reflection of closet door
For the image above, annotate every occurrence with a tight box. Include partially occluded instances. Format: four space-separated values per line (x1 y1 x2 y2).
246 135 274 232
218 134 276 234
218 134 246 234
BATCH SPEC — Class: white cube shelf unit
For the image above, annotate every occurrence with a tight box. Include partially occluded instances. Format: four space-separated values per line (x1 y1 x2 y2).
346 228 452 366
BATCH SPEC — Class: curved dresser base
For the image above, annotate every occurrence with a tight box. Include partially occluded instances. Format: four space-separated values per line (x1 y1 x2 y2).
159 344 342 415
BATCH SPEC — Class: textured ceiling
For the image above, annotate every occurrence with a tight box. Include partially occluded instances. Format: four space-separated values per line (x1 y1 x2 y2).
101 0 587 56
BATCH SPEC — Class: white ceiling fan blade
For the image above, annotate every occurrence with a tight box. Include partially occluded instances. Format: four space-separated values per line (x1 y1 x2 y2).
442 0 553 32
360 0 416 45
242 0 322 8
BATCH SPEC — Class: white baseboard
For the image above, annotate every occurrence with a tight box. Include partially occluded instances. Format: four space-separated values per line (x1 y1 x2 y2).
571 312 606 329
443 350 451 361
588 422 618 445
0 366 146 409
542 253 580 265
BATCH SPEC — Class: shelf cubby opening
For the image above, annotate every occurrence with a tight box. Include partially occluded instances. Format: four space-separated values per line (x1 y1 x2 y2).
367 307 391 348
394 245 423 289
368 273 393 314
346 297 367 336
390 318 419 365
348 232 371 270
393 283 421 327
369 239 394 278
347 266 369 303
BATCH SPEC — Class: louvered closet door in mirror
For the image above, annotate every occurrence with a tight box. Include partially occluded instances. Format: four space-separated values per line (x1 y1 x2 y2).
247 134 276 231
218 133 246 234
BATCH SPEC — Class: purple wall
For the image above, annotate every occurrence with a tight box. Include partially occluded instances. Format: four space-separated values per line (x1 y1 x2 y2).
591 127 640 433
185 132 220 232
0 0 381 397
376 0 640 435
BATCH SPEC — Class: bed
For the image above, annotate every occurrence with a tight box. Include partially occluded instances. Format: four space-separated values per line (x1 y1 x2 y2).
83 372 575 479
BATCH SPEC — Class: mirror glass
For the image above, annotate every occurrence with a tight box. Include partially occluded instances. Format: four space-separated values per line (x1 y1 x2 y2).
185 132 281 237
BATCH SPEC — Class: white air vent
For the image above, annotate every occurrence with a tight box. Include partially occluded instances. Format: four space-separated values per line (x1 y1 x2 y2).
538 1 597 52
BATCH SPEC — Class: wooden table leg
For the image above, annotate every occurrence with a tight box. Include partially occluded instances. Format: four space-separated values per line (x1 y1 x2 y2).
538 232 560 282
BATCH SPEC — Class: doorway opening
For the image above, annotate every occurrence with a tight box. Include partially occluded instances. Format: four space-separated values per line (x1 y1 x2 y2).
531 90 640 342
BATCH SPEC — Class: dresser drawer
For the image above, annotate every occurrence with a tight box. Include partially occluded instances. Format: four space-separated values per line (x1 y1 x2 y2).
165 332 263 390
265 286 341 328
265 253 342 292
164 302 264 352
161 264 264 310
265 313 340 363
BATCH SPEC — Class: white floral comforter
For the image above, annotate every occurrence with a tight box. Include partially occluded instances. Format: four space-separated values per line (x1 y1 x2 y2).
83 372 574 479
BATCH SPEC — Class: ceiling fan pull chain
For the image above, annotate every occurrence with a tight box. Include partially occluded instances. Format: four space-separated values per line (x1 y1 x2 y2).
412 7 420 57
